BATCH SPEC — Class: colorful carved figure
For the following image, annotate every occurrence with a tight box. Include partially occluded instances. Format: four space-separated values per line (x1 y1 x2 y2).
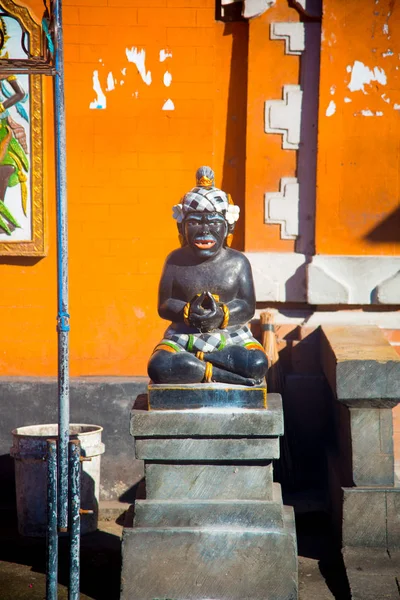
0 17 29 235
148 166 268 386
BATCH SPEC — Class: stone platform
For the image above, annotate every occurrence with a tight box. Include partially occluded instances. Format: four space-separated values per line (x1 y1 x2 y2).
147 381 267 409
120 386 298 600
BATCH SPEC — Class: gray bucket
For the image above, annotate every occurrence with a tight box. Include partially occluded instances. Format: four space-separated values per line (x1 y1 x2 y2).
10 424 105 537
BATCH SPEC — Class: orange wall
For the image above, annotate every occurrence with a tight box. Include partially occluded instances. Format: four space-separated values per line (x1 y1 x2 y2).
1 0 251 376
316 0 400 256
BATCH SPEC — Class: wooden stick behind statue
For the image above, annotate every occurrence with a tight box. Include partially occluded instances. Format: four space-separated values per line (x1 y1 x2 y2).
148 166 269 386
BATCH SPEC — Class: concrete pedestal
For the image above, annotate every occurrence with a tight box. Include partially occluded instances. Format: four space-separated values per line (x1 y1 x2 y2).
121 388 298 600
321 326 400 599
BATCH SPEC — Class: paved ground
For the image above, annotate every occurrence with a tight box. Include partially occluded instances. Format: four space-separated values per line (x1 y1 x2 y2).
0 509 351 599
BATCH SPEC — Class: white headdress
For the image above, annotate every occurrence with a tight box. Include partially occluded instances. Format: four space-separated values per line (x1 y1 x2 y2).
172 166 240 225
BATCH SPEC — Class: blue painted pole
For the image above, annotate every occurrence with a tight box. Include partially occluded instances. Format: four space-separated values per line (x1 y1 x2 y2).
46 439 58 600
53 0 70 533
68 440 81 600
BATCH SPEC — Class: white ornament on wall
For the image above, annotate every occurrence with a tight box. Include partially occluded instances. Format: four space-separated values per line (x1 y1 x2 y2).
265 177 299 239
308 256 400 305
221 0 275 19
265 85 303 149
270 22 305 55
245 252 307 302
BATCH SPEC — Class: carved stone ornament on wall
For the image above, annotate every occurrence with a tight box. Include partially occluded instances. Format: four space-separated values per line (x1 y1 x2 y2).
0 0 45 256
265 177 299 240
264 85 303 150
270 22 305 55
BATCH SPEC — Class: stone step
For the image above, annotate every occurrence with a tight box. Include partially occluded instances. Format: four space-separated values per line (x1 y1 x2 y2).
344 547 400 600
134 483 284 528
121 506 297 600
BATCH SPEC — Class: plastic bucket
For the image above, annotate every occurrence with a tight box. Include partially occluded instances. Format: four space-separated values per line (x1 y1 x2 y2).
10 424 105 537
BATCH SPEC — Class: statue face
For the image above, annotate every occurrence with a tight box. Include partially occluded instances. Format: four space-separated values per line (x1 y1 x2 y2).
184 212 227 259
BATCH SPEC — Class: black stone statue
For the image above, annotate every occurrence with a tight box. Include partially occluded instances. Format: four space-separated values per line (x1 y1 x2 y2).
148 166 268 386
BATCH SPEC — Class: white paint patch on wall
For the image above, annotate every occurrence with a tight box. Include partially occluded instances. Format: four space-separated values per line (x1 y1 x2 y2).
163 71 172 87
89 70 106 110
354 109 383 116
162 99 175 111
132 91 139 99
383 23 389 35
121 67 126 75
160 49 172 62
126 47 152 85
344 97 352 103
347 60 387 93
381 93 391 104
394 103 400 110
330 85 336 95
382 49 394 57
106 72 115 92
326 100 336 116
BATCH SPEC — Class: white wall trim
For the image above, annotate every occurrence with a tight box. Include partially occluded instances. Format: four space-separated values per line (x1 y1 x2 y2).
265 85 303 150
308 255 400 305
270 22 305 55
265 177 299 239
247 252 400 305
246 252 307 302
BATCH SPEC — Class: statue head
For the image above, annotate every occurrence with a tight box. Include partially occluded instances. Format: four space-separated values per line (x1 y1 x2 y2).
173 166 240 258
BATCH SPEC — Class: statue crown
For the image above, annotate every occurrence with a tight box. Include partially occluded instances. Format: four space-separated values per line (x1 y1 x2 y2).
196 166 214 188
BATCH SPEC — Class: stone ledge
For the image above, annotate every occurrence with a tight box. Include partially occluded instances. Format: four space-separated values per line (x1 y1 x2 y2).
131 393 283 437
321 325 400 407
135 437 280 461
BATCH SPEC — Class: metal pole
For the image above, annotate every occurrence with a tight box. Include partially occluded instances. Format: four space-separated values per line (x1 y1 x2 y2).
68 440 81 600
46 439 58 600
53 0 70 532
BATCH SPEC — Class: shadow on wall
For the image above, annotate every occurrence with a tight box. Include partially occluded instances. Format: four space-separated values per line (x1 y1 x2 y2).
296 20 322 256
285 259 308 302
364 205 400 243
221 18 249 251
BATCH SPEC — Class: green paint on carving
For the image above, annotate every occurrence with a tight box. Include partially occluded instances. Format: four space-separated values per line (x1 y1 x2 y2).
187 334 195 352
0 199 20 227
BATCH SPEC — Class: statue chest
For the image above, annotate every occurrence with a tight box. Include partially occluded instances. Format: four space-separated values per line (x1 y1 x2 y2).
173 263 239 302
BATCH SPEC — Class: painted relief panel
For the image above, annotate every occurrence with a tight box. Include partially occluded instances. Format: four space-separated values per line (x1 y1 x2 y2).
0 0 44 255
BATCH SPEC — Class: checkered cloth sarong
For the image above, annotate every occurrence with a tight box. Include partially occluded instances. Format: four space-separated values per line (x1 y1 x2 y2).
156 324 263 354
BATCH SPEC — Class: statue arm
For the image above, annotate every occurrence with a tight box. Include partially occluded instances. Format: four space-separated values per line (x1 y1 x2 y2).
224 257 256 326
158 263 186 322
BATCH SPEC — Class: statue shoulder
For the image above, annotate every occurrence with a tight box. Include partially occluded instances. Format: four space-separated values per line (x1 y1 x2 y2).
225 248 252 272
163 246 190 268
